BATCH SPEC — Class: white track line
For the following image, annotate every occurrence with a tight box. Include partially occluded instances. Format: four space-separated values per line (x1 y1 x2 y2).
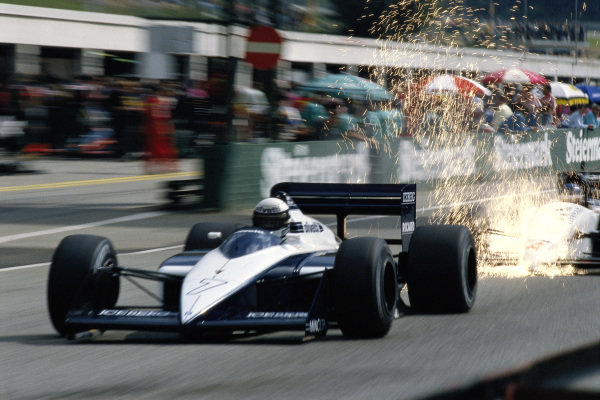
0 211 166 244
120 245 183 256
2 244 184 272
2 189 555 272
3 262 50 272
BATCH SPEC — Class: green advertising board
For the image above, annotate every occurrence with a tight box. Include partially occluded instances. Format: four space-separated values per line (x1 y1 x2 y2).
200 128 600 210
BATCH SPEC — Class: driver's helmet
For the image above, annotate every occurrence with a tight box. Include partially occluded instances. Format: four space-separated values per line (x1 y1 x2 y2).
252 197 291 238
560 183 583 203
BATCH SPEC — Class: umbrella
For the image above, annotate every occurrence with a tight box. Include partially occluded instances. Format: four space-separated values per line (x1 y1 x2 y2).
297 73 394 102
481 67 547 85
550 82 588 106
413 74 491 97
576 85 600 104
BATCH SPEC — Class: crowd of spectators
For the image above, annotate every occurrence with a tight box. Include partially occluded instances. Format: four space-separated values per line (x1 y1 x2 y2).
0 76 186 171
1 73 600 161
478 82 600 134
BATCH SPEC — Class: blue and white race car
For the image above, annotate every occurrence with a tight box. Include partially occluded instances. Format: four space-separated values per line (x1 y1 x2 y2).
520 171 600 270
47 182 477 341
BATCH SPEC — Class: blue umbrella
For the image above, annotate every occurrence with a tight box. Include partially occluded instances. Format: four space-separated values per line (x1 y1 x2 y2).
298 73 394 102
576 85 600 104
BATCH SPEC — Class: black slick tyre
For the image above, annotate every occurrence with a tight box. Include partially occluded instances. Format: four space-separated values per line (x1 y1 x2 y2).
184 222 241 251
334 237 398 338
406 225 477 313
47 234 120 337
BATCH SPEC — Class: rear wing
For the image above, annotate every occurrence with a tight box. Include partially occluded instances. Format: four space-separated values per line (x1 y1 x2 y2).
270 182 416 249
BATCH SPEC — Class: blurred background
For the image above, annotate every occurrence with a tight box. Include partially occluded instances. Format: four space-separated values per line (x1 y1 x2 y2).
1 0 600 159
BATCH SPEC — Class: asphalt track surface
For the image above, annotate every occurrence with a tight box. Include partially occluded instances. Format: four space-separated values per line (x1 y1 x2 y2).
1 158 599 399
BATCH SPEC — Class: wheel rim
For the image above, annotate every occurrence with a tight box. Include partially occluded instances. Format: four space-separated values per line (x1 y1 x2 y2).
93 241 115 273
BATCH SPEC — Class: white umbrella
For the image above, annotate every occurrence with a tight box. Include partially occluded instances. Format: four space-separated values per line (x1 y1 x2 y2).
550 82 588 106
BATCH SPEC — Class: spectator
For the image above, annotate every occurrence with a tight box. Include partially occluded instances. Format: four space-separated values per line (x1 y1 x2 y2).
319 97 352 140
583 103 599 129
420 96 450 134
299 92 328 140
507 84 522 111
277 95 305 141
376 99 405 137
142 84 179 173
511 85 540 122
364 100 384 140
107 80 143 158
498 111 529 134
468 95 494 132
590 104 600 128
491 90 513 132
345 100 378 146
539 83 557 127
557 103 571 119
561 104 594 130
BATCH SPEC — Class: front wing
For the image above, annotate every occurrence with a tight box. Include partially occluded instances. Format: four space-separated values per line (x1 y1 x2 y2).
63 255 333 338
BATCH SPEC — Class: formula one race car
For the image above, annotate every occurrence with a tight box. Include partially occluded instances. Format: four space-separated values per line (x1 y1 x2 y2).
47 182 477 341
518 171 600 270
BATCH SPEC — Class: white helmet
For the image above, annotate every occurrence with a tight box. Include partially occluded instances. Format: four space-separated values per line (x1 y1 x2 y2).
252 197 290 238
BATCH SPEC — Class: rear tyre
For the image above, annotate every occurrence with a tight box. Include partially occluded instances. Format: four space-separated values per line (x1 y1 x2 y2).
184 222 242 251
47 235 120 337
334 237 398 338
406 225 477 313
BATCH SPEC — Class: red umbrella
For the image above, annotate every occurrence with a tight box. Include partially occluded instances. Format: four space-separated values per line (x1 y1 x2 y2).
413 74 491 97
481 67 547 85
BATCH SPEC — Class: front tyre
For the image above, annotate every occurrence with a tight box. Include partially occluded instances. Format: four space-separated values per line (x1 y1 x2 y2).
334 237 398 338
47 234 120 337
406 225 477 313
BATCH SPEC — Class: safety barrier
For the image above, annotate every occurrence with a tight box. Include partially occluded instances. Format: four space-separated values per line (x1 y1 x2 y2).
169 128 600 210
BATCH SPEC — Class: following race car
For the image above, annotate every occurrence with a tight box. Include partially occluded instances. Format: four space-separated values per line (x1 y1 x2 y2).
47 182 477 341
518 171 600 270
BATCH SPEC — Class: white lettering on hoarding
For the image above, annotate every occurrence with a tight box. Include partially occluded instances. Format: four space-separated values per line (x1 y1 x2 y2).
260 143 371 197
397 137 477 181
493 133 552 171
566 130 600 164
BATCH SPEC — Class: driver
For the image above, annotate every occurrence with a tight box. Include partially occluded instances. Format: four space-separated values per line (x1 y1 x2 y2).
252 197 291 238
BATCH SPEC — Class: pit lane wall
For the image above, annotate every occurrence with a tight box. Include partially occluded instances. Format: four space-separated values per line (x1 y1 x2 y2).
202 128 600 209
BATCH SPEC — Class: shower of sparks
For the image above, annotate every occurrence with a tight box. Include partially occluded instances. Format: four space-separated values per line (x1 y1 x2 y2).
352 0 579 278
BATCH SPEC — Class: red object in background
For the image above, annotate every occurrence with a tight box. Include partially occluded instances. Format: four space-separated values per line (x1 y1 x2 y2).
413 74 492 97
143 94 178 173
481 67 548 85
244 25 283 70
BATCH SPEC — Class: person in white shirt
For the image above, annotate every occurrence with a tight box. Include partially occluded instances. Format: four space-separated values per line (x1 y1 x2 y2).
491 91 513 132
562 104 594 130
